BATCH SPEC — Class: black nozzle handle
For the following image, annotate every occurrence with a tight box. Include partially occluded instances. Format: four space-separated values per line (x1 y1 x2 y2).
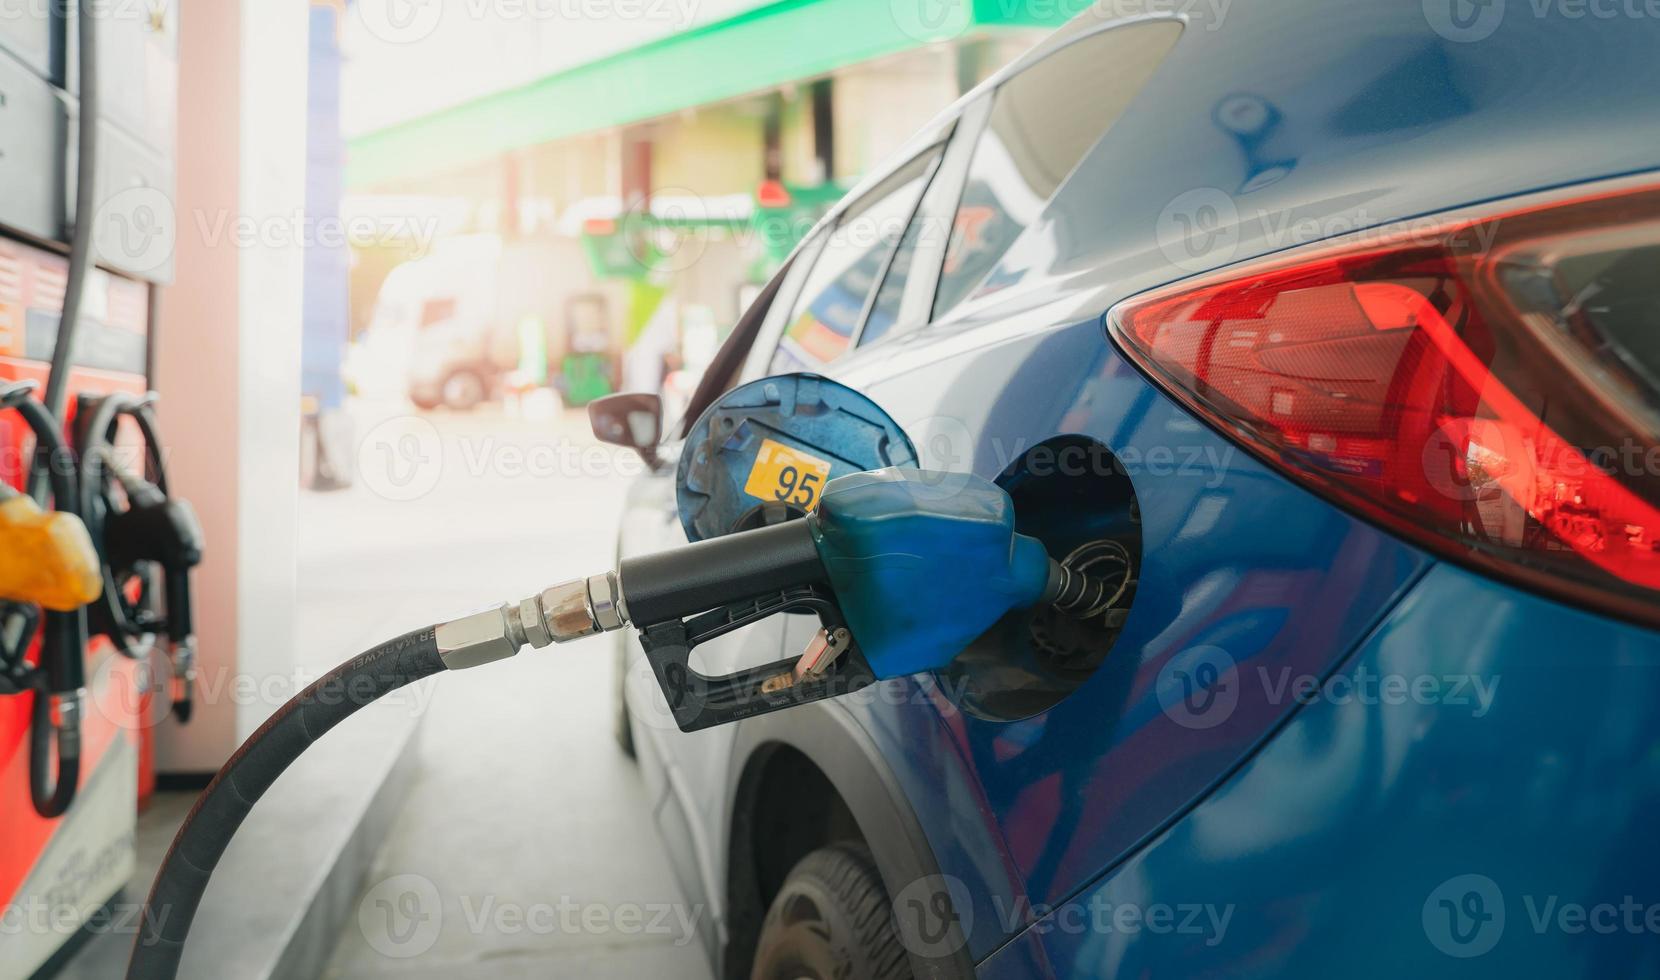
2 381 89 817
619 519 826 627
166 568 194 643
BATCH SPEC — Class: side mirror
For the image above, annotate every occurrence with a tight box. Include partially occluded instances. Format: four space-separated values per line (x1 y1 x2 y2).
589 393 663 469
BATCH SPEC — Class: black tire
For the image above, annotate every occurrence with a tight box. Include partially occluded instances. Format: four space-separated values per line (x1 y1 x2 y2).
751 843 911 980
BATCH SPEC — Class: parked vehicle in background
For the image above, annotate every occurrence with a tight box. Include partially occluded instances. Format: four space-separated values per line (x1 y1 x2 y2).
604 4 1660 979
354 235 625 410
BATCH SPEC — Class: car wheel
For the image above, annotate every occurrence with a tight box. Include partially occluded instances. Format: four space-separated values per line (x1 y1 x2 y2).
751 843 911 980
441 369 487 411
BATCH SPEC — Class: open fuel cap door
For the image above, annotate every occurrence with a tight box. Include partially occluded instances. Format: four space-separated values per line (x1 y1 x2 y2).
676 373 917 541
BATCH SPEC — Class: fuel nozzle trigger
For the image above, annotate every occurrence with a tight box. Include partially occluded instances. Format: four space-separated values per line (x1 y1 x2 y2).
636 591 877 733
623 520 881 732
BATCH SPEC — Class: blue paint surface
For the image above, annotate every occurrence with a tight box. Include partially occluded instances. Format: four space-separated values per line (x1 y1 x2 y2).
1028 563 1660 978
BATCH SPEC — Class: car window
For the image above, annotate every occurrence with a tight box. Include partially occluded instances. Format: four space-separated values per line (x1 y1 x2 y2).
769 146 944 372
737 235 825 386
931 19 1184 320
859 211 926 348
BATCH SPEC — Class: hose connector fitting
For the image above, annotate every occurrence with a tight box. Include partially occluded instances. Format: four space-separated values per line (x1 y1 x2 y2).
170 635 198 722
47 689 84 755
436 573 630 670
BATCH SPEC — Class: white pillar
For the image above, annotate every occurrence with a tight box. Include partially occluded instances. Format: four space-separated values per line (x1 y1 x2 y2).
153 0 306 772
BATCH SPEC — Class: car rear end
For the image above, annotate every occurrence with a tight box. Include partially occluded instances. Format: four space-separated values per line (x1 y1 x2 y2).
957 5 1660 976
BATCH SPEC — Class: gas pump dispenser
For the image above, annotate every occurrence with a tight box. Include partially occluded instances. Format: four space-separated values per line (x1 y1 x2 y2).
1 2 183 973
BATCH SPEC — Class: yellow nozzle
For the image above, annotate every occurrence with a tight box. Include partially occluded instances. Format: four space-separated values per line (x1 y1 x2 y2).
0 486 103 611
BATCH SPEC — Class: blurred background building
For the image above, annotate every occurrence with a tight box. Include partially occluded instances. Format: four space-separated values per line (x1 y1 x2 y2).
301 0 1062 456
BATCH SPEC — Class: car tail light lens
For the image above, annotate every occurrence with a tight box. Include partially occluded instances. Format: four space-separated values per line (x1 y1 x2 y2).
1110 182 1660 627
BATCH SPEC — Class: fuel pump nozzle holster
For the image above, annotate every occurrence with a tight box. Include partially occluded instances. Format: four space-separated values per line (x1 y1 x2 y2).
76 391 204 721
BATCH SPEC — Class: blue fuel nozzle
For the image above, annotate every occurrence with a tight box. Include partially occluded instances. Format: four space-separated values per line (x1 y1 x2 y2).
809 469 1054 679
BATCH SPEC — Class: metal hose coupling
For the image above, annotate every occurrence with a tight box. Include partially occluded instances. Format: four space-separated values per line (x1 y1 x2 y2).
45 689 84 755
434 572 630 670
170 636 198 721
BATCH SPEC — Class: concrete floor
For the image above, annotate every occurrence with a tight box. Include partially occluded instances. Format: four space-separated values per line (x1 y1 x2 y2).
310 402 713 979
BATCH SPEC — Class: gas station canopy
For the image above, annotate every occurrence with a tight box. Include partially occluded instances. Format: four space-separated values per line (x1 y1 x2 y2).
346 0 1067 187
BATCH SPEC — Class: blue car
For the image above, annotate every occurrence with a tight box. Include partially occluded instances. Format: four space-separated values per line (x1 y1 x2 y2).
606 4 1660 977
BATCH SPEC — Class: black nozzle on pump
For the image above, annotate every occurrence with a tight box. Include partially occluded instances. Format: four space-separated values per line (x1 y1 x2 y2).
0 380 98 818
76 392 204 722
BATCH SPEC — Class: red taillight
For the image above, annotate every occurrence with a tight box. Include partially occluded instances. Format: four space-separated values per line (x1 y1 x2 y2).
1110 180 1660 627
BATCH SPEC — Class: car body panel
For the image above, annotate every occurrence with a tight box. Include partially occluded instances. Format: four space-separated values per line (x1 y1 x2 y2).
1022 561 1660 978
838 320 1429 943
976 927 1055 980
725 694 984 979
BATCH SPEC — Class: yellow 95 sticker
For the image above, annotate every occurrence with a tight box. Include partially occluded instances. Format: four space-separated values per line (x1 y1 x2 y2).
744 439 833 511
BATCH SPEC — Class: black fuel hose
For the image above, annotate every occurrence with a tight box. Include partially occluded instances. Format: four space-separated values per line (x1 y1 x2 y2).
29 683 80 817
2 386 90 818
79 392 170 661
37 0 100 438
14 0 102 817
126 626 446 980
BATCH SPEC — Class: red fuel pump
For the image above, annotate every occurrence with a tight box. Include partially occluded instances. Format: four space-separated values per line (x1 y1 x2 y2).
1 2 182 974
0 236 162 978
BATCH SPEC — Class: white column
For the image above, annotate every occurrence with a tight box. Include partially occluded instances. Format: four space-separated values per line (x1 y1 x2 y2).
153 0 306 771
